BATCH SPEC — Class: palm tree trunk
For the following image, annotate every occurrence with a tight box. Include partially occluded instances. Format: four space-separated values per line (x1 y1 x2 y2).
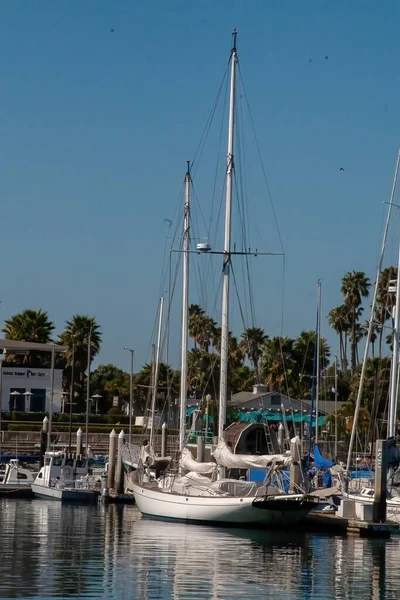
351 308 357 373
339 332 345 373
378 324 384 357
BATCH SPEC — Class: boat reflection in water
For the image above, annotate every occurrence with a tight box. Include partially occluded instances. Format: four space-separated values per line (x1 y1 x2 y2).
1 500 400 599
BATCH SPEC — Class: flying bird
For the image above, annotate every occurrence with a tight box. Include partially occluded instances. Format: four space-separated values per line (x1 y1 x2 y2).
340 167 345 171
110 29 114 32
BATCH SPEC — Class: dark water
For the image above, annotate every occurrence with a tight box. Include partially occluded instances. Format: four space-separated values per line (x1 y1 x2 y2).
0 499 399 599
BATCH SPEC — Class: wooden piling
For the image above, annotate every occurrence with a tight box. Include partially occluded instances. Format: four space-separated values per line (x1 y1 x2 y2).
40 416 48 468
373 439 388 522
107 429 117 491
161 422 167 457
115 430 125 495
76 428 83 456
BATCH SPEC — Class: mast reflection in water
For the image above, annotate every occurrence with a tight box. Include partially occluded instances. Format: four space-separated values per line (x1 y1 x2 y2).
0 499 399 599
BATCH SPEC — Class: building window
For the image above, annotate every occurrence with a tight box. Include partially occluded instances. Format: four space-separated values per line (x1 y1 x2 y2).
30 389 46 412
271 394 281 406
9 388 26 412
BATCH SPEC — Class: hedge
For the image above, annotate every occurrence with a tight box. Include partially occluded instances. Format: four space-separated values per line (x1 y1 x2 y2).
1 411 131 424
6 423 179 435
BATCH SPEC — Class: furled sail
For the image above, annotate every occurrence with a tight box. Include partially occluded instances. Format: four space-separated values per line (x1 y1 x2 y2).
179 447 217 474
313 444 335 470
212 439 291 469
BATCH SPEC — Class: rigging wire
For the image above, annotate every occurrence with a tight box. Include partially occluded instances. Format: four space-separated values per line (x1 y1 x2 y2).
237 64 285 256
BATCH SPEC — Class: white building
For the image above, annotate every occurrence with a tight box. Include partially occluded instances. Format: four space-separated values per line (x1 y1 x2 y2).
0 339 67 413
1 366 63 413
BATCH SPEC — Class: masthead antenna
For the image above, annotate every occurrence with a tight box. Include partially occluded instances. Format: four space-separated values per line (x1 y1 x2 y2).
232 28 237 51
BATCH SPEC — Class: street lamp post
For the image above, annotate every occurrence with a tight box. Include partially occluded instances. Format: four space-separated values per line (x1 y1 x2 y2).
91 393 102 415
124 347 134 445
23 391 33 412
10 390 22 412
85 329 91 456
61 392 69 414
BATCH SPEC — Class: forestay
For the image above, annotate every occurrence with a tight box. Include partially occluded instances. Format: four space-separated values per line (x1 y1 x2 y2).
212 439 291 469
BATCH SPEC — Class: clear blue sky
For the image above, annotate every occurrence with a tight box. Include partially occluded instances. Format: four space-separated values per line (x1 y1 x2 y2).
1 1 400 372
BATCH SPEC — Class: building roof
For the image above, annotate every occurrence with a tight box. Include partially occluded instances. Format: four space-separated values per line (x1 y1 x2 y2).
300 399 346 415
229 390 346 415
0 339 68 353
228 391 276 405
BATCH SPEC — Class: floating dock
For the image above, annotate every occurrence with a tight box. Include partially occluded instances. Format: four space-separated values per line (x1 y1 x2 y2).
306 511 399 538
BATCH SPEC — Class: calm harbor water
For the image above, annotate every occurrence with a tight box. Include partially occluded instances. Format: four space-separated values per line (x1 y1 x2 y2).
0 499 399 599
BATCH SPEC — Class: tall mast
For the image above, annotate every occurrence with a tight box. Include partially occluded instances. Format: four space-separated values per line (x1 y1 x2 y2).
315 280 322 443
149 297 164 448
179 161 191 452
346 149 400 471
388 245 400 438
218 29 237 440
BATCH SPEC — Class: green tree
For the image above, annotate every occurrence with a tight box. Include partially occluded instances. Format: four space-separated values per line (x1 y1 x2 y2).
328 304 350 374
240 327 268 382
261 336 296 395
58 315 102 407
341 271 370 373
375 266 397 355
348 357 391 441
188 304 217 352
187 349 220 399
90 364 130 413
134 362 180 414
293 330 330 399
2 309 55 366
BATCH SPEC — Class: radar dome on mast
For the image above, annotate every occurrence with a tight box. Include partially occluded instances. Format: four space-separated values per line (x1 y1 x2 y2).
196 242 211 253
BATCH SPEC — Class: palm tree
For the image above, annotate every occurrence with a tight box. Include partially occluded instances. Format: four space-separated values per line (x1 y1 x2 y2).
375 266 397 355
2 309 55 365
187 349 220 399
188 305 217 352
58 315 102 398
341 271 370 373
188 304 205 349
293 330 330 398
328 304 350 374
3 309 55 342
240 327 268 382
261 336 296 395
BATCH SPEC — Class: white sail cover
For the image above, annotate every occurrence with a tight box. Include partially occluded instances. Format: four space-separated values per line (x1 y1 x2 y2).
179 447 217 474
212 439 291 469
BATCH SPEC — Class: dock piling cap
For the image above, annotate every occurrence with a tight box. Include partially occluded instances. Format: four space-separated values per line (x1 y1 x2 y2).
118 430 125 439
110 429 117 438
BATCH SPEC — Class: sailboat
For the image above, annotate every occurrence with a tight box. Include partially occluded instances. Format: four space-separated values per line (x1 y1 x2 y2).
339 151 400 522
341 244 400 522
130 30 318 526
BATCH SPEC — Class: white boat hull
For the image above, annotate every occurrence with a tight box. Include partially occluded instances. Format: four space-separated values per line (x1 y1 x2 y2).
32 483 99 503
0 483 33 496
344 491 400 524
131 482 316 526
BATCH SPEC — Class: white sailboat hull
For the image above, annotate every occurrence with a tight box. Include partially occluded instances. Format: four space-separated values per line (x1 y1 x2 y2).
344 491 400 524
131 482 315 526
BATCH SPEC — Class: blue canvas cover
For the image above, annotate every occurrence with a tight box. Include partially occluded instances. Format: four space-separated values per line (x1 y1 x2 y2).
313 444 335 469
